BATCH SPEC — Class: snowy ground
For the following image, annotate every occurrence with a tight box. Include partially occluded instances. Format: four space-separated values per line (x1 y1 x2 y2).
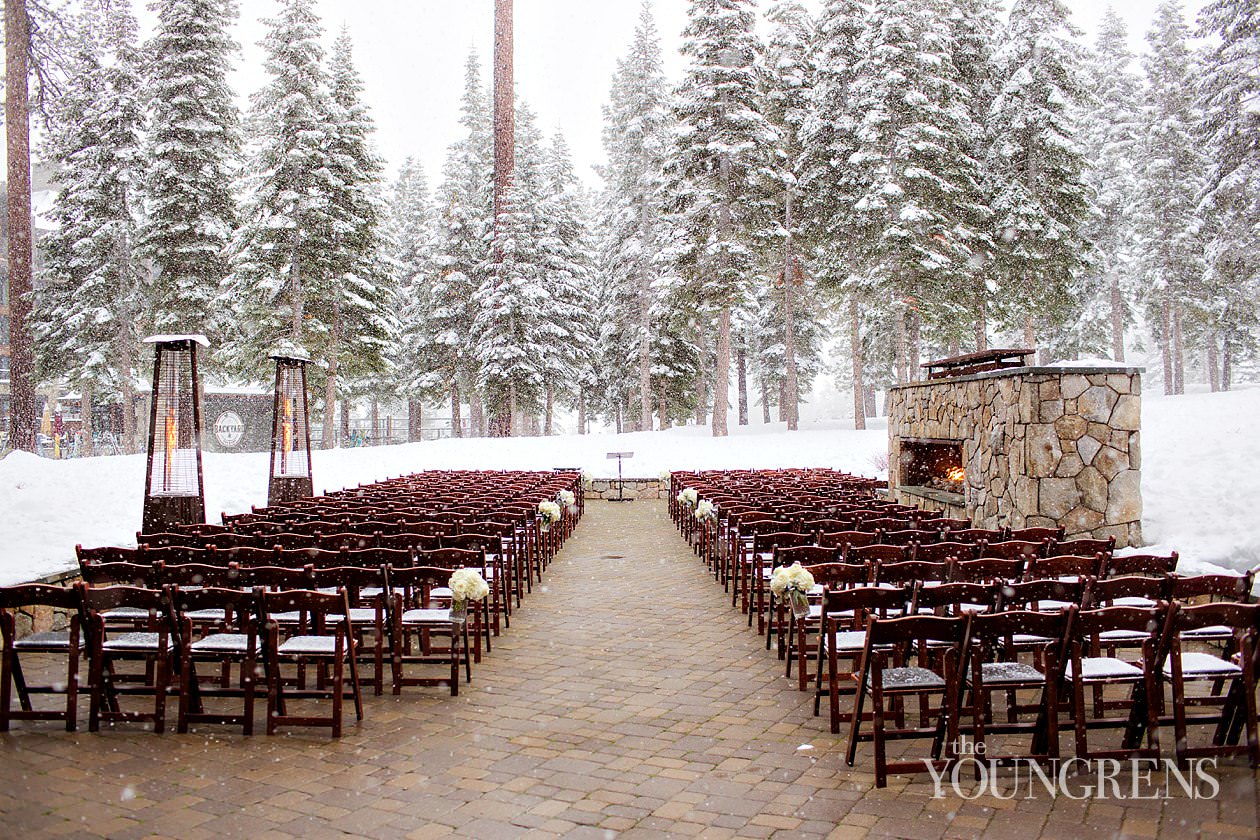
1 385 1256 585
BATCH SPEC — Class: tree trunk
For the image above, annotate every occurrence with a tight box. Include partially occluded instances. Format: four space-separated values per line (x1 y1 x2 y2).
450 377 462 438
468 385 483 437
851 296 866 431
778 380 787 422
1222 335 1232 392
865 385 877 419
577 389 586 435
289 231 304 340
657 385 669 430
408 399 423 442
1160 297 1173 395
782 198 800 432
614 400 622 434
948 337 960 358
544 382 553 435
1022 313 1036 358
489 0 514 438
507 380 517 437
974 297 988 352
370 397 380 444
694 360 707 426
907 307 921 382
736 346 748 426
5 0 36 452
121 379 137 453
1207 338 1220 393
340 394 350 442
321 310 341 449
760 378 771 424
893 307 907 385
638 298 652 433
80 384 94 457
1109 275 1125 362
711 306 731 437
1171 302 1184 395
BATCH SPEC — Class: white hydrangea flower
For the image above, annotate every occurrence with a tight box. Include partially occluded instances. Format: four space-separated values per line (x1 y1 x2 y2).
677 487 699 506
538 500 562 524
448 568 490 602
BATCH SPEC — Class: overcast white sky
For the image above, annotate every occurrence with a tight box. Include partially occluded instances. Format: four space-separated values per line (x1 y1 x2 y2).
119 0 1205 190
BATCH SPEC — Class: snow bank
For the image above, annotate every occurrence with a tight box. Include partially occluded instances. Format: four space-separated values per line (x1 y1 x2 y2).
2 387 1256 584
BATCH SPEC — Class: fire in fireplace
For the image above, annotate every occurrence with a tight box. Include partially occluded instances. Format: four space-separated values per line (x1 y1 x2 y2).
898 438 965 497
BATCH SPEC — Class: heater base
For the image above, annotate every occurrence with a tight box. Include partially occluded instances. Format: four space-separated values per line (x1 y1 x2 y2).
269 477 314 506
142 495 207 534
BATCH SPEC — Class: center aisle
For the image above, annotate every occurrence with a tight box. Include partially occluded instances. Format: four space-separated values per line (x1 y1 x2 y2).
437 498 855 836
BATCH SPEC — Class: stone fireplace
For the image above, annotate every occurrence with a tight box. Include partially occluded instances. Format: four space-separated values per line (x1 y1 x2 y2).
887 363 1144 547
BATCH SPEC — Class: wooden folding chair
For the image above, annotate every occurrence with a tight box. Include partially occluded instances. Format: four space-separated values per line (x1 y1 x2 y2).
388 565 469 695
0 584 85 731
262 588 363 737
82 585 176 733
814 585 911 733
168 585 263 735
845 613 970 787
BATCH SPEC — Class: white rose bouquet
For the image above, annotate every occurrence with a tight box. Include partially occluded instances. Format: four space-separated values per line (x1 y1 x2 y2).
694 499 717 523
770 562 816 619
448 568 490 622
558 489 576 511
538 499 562 532
677 487 699 508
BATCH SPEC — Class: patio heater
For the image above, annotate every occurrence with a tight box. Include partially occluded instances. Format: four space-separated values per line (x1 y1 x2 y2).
141 335 208 534
268 351 314 505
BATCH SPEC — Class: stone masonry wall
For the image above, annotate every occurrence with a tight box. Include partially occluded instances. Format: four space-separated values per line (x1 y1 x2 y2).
888 367 1143 548
584 478 668 501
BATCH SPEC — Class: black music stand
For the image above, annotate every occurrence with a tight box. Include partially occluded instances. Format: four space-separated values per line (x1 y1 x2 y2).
606 451 634 502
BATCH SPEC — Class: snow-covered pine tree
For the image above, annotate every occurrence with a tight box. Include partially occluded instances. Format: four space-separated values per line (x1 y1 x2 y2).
846 0 990 379
34 0 146 454
1080 8 1141 363
601 0 673 430
386 157 438 439
475 102 551 434
225 0 333 379
986 0 1092 355
538 132 597 434
430 52 495 436
1136 0 1207 395
801 0 866 428
1196 0 1260 390
321 29 397 436
138 0 239 341
945 0 1002 350
756 0 818 430
669 0 776 437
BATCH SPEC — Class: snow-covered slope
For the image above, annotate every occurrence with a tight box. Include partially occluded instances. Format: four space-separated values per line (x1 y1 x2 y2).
1 386 1255 584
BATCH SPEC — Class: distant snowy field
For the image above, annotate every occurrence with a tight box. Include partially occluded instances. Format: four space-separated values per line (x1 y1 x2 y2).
1 386 1256 585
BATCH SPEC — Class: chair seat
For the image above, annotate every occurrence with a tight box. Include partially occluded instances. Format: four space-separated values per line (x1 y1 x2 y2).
360 587 384 599
871 666 945 691
1111 596 1157 608
328 608 378 624
1011 632 1056 645
271 611 303 624
1066 656 1143 681
1097 629 1148 642
400 609 455 625
102 632 173 652
102 607 149 620
1180 625 1232 640
1164 652 1241 679
277 635 340 656
13 630 83 650
1035 599 1075 611
431 587 454 599
190 633 260 654
184 608 228 622
976 661 1044 685
821 630 868 652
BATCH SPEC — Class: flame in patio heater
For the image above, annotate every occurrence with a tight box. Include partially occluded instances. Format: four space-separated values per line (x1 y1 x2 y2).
945 466 965 483
163 409 177 491
281 396 294 475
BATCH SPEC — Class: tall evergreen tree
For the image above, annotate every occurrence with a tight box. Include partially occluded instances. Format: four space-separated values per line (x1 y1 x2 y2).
601 0 673 430
1196 0 1260 389
846 0 990 379
1081 8 1141 363
33 0 146 454
986 0 1092 354
430 52 494 436
669 0 775 437
138 0 239 339
1137 1 1206 394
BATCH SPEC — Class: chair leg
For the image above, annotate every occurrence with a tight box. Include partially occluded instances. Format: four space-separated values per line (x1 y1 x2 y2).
65 640 80 732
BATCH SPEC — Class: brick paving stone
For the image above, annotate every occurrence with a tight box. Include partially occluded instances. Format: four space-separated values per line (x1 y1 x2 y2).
3 500 1260 838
